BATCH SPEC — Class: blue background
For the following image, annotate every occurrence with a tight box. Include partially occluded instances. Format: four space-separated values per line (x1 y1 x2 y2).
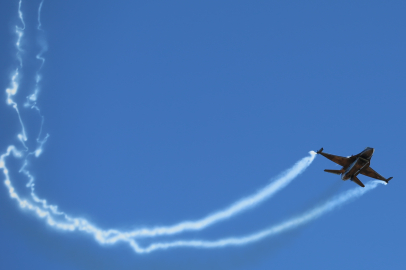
0 0 405 269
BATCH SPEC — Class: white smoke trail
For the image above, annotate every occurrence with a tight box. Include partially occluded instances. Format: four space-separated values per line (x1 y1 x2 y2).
134 180 385 253
20 0 52 213
5 3 317 238
7 0 27 147
37 0 44 31
1 146 317 237
16 0 25 68
25 0 48 149
2 0 316 250
3 0 317 242
103 151 316 240
0 146 318 254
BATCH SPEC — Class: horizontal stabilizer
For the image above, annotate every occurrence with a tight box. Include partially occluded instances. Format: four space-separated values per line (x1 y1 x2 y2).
385 177 393 183
324 169 343 175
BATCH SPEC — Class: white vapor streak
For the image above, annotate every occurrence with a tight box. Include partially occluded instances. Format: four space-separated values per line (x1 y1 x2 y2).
37 0 44 31
104 151 316 240
16 0 25 68
1 148 316 237
7 0 27 146
18 0 56 219
0 148 319 254
2 0 319 247
137 180 385 253
25 0 48 150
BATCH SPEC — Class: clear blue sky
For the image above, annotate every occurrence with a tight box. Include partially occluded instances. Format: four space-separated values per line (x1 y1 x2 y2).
0 1 405 269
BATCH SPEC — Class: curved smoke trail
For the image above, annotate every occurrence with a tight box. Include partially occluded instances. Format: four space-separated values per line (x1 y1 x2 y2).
133 180 385 253
7 0 27 148
0 147 316 251
20 0 52 217
103 151 316 240
2 0 316 247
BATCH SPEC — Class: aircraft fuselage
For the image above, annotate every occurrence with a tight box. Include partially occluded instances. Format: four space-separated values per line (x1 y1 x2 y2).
341 148 374 180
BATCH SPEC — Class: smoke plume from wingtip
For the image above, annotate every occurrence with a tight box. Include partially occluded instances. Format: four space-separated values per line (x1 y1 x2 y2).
137 180 384 253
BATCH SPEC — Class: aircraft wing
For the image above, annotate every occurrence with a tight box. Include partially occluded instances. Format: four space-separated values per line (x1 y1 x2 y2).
360 166 386 181
319 152 354 167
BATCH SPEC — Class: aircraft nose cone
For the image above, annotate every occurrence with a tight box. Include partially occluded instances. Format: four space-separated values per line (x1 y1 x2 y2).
361 147 375 159
365 147 374 154
365 147 374 158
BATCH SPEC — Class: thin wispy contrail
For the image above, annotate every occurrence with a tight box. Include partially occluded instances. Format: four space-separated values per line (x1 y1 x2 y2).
20 0 51 215
16 0 25 68
37 0 44 31
5 2 317 237
103 151 316 240
6 0 27 147
134 180 384 253
25 0 48 151
2 0 316 250
1 148 317 235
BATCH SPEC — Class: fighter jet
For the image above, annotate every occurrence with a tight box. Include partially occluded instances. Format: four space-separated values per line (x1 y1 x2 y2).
316 147 392 187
